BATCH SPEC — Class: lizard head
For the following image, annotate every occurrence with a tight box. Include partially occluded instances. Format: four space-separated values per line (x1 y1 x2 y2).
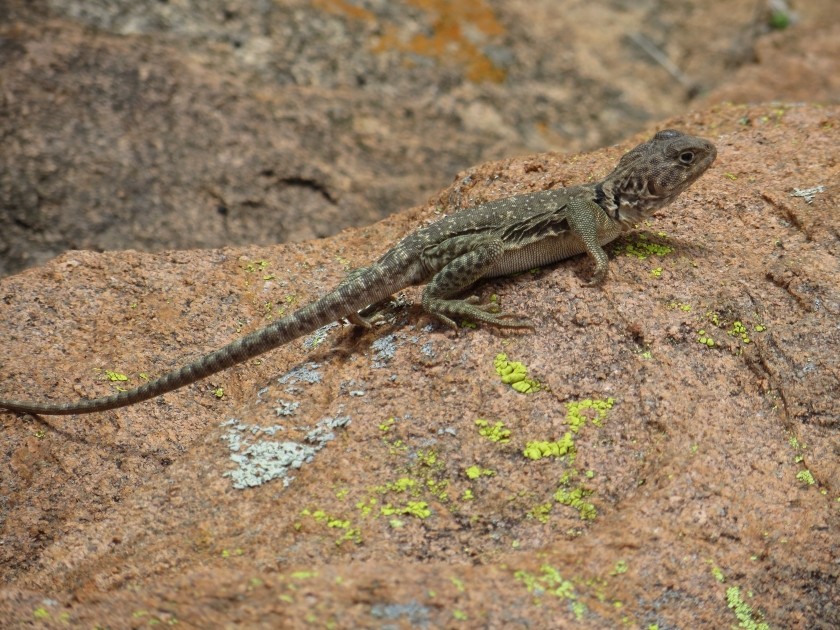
603 129 717 226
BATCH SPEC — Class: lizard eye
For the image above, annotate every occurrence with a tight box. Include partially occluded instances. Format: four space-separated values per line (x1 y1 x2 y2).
678 151 695 165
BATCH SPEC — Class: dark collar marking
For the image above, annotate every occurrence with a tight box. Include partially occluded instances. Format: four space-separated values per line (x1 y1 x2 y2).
611 190 622 220
594 182 621 220
594 182 606 208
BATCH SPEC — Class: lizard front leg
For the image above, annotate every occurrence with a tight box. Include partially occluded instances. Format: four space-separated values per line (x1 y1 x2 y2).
421 236 531 329
565 197 622 285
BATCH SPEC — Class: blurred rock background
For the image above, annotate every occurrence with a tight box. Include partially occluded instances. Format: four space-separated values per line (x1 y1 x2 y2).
0 0 837 276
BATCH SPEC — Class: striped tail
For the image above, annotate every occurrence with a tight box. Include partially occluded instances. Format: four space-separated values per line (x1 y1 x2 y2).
0 265 399 415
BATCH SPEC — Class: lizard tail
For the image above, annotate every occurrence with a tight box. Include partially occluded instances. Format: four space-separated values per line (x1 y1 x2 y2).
0 268 396 415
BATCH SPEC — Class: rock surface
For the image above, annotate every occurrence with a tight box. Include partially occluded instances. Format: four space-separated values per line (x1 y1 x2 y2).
2 0 838 277
0 103 838 627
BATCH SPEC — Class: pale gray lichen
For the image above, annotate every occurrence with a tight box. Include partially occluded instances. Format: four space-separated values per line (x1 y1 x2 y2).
220 415 351 489
303 322 340 350
274 400 300 417
306 416 352 449
225 440 316 489
370 600 432 627
277 362 322 393
371 334 399 368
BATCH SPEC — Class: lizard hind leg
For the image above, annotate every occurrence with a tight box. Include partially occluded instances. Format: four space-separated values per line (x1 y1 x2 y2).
421 238 532 330
346 299 393 328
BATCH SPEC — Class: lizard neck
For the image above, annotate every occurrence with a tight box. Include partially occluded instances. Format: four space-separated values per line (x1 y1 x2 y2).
595 173 679 229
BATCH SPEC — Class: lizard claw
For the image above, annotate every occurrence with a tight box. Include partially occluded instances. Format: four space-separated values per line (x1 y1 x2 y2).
583 268 608 287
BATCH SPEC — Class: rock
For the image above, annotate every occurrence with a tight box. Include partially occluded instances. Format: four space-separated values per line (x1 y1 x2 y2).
0 103 838 627
3 0 838 279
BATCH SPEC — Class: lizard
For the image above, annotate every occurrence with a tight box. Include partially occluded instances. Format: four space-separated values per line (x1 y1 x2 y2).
0 129 716 416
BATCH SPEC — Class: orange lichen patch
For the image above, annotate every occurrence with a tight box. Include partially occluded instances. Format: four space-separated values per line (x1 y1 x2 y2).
315 0 505 83
413 0 504 38
375 0 506 83
314 0 506 82
312 0 377 22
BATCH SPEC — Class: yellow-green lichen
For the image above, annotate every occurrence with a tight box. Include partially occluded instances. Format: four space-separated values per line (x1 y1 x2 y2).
622 234 674 260
554 484 597 520
726 586 770 630
356 497 377 518
301 508 362 545
767 9 792 28
729 320 752 344
475 418 511 443
242 259 270 273
465 465 495 479
105 370 128 382
515 565 586 621
528 502 552 524
788 437 816 486
418 450 440 467
796 469 815 486
426 478 449 502
33 608 50 620
387 477 417 493
450 576 466 592
381 501 431 519
494 353 541 393
523 399 613 463
213 387 225 398
523 434 575 461
697 329 715 347
387 438 409 455
566 398 614 432
700 312 766 351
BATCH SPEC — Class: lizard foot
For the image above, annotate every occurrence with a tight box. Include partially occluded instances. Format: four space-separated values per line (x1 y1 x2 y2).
347 296 396 328
347 312 375 328
583 268 608 287
425 298 533 330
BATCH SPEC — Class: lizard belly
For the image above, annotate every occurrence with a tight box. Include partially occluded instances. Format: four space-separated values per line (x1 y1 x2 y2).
485 236 588 278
